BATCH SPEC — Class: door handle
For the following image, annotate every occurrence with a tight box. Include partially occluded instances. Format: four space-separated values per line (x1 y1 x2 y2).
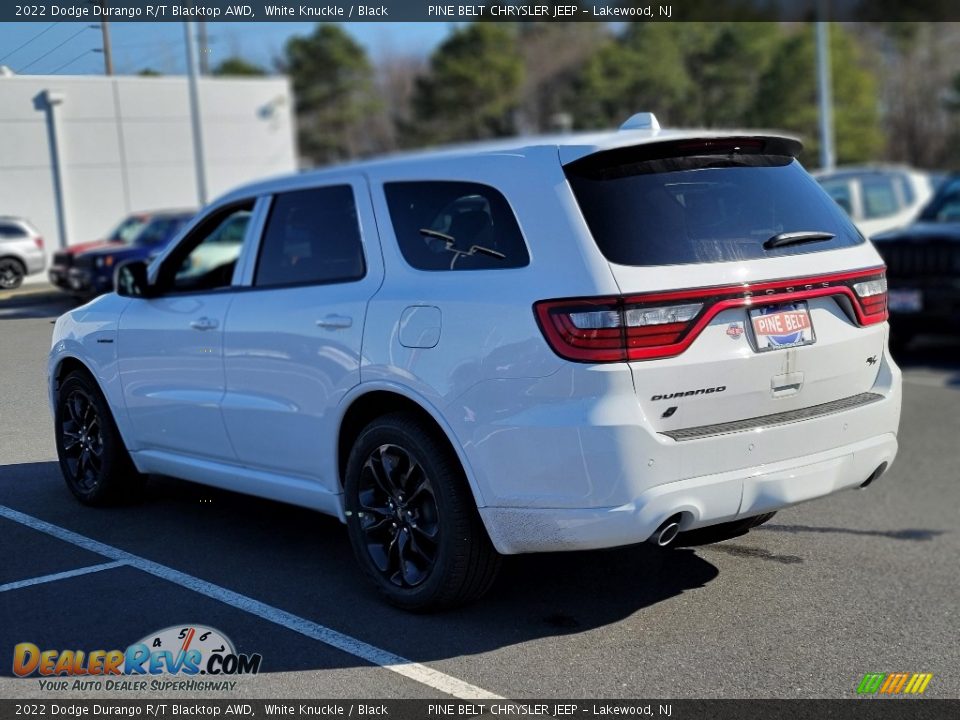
316 314 353 329
190 317 219 331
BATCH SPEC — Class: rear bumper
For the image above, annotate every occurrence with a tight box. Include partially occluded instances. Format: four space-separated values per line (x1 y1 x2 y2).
453 344 902 555
480 432 897 554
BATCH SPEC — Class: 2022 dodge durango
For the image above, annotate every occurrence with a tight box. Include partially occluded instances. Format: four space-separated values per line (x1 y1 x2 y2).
49 115 902 610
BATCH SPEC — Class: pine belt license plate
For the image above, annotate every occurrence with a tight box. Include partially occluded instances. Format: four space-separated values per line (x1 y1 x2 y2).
749 302 815 352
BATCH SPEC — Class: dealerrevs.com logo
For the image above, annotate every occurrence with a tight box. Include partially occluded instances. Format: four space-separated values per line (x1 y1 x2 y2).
13 625 261 691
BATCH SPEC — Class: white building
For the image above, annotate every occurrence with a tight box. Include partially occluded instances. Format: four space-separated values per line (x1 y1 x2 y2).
0 71 296 250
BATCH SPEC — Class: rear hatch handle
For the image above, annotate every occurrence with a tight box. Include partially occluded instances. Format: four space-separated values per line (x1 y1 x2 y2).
763 231 835 250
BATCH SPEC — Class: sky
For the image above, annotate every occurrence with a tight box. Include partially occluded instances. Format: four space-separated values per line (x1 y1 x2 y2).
0 22 458 76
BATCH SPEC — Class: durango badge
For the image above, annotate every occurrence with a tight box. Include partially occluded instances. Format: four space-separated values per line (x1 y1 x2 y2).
651 386 726 401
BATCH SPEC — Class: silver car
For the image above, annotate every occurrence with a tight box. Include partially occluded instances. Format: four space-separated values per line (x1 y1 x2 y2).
0 216 46 290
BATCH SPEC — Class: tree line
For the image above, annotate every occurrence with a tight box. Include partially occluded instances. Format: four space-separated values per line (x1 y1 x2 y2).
206 21 960 171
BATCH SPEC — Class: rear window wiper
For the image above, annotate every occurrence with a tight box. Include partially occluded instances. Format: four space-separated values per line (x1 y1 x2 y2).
763 231 835 250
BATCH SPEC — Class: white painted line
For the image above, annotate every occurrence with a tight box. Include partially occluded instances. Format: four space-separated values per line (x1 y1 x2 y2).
0 561 126 593
0 505 501 700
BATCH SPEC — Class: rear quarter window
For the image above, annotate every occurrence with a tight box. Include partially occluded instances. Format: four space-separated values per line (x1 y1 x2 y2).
565 141 865 267
384 181 529 271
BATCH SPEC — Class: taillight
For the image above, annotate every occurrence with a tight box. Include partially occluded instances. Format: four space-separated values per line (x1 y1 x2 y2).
535 267 888 363
34 237 44 250
535 298 705 362
852 276 888 322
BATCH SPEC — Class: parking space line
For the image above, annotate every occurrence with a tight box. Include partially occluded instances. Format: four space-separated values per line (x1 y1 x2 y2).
0 561 127 593
0 505 502 700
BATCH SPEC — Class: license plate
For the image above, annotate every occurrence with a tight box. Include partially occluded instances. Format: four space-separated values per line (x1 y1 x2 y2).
888 289 922 313
749 302 815 352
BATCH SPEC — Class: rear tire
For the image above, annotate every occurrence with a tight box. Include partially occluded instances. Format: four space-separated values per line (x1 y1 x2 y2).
55 370 145 505
343 412 500 611
678 512 776 546
0 258 25 290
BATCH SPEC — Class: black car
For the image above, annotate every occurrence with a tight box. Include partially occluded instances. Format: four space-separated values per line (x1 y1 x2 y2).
67 211 194 297
872 174 960 349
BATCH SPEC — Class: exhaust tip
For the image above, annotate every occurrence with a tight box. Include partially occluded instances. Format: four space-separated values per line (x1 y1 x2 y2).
649 515 682 547
860 462 888 489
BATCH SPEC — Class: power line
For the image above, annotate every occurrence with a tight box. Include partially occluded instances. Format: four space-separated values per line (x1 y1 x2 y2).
0 23 58 64
49 49 97 75
18 26 92 73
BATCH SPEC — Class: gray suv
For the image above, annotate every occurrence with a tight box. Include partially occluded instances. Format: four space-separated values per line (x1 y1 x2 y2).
0 217 46 290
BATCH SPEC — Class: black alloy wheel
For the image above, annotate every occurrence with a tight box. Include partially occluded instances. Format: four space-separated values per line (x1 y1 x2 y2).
60 388 105 494
357 443 441 588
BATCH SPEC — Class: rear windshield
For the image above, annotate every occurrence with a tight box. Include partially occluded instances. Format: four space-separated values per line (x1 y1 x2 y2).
565 140 864 267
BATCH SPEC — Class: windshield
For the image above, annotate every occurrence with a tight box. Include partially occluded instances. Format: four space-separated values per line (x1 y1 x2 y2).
108 216 147 243
918 176 960 222
133 217 188 246
565 142 864 267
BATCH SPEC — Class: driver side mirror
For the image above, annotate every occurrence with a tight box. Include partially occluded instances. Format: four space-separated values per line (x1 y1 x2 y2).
115 260 155 298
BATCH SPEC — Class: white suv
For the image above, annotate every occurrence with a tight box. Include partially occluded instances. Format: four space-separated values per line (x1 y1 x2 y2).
49 117 901 610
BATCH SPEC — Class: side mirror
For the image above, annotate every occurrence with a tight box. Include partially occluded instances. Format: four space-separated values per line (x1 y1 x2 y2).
115 260 155 298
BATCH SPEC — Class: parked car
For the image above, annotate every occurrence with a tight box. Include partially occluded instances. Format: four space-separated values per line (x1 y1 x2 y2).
814 165 938 239
872 173 960 349
50 116 901 610
66 211 194 298
48 213 149 291
0 216 45 290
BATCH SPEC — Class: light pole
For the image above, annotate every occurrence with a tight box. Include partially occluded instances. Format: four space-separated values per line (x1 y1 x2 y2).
815 19 835 171
184 21 208 206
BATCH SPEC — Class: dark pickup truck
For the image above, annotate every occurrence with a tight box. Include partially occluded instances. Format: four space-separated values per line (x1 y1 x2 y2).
872 174 960 349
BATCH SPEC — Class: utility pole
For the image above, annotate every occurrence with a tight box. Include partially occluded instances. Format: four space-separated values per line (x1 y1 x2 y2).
184 21 208 205
92 2 113 75
815 19 835 171
100 21 113 75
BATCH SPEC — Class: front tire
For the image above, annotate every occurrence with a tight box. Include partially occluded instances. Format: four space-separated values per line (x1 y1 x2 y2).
343 412 500 611
55 370 144 505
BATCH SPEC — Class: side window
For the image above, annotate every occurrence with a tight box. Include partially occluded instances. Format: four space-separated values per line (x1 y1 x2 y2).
0 223 26 238
861 177 899 219
158 203 253 294
254 185 365 288
384 181 530 271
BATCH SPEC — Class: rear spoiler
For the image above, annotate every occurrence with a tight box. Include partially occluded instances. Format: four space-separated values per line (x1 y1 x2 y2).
563 135 804 181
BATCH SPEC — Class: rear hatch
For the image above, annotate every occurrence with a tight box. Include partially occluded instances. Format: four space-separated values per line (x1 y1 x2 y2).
553 136 889 436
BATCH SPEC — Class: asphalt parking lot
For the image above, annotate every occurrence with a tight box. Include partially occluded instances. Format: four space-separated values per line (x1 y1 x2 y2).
1 285 958 700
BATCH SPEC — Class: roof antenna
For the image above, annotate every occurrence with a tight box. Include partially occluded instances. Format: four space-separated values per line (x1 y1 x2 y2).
620 112 661 131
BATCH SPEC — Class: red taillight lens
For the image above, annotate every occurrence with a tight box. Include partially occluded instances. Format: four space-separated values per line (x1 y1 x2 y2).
851 275 888 324
535 298 704 362
536 298 627 362
535 267 888 363
34 237 44 250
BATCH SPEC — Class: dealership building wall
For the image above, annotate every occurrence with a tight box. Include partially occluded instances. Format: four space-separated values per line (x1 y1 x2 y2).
0 73 297 252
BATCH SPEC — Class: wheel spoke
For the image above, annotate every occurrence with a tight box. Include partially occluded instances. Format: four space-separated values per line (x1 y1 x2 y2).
61 429 82 453
364 452 397 498
410 520 439 542
404 467 432 504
